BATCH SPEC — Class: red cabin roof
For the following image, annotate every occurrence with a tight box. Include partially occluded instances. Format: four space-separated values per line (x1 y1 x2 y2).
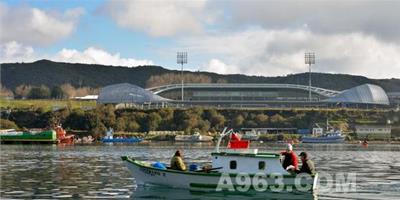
227 133 249 149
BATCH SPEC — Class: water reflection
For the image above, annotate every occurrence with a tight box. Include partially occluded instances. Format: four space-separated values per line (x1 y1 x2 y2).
132 185 317 200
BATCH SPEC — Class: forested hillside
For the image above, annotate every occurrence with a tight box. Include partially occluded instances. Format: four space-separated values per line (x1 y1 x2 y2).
1 59 399 92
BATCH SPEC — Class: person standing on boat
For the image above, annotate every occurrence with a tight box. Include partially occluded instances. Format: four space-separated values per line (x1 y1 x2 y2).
170 150 187 171
281 143 298 171
296 152 316 175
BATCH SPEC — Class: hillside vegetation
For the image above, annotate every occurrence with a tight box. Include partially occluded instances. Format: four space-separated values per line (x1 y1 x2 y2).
1 60 399 92
1 106 398 140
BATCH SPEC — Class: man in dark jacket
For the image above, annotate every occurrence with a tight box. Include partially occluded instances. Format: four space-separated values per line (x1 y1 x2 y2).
296 152 316 175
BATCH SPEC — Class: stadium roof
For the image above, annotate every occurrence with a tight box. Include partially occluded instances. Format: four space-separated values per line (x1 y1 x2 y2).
325 84 389 105
97 83 169 104
147 83 340 97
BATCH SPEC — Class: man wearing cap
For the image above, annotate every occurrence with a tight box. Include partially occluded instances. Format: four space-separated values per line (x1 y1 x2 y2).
281 143 298 171
296 152 316 175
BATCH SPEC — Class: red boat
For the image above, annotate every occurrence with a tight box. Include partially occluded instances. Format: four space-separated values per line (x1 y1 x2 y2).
54 126 75 144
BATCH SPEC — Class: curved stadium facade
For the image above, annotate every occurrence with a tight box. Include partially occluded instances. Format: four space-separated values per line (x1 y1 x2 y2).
97 83 391 108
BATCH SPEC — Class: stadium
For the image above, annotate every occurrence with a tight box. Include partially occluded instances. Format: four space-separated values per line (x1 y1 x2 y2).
97 82 393 109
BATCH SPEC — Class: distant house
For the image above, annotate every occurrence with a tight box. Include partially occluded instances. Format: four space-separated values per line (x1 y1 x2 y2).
355 125 391 140
72 95 98 100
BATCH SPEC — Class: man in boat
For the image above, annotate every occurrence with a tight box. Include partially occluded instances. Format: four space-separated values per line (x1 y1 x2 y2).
281 143 298 171
296 152 316 175
170 150 187 171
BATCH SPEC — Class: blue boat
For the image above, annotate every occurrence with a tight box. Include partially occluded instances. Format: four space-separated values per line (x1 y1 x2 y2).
301 120 345 143
301 132 345 143
101 128 142 143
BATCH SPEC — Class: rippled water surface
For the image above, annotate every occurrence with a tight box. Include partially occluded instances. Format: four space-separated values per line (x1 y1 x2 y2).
1 142 400 199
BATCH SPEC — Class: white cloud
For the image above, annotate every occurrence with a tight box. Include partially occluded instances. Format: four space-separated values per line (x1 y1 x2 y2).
54 47 154 66
103 0 216 37
0 2 84 46
183 28 400 78
202 59 239 74
0 41 154 67
0 41 36 63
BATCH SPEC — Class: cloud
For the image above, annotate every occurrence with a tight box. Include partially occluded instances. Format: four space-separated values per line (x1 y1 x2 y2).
102 0 217 37
202 59 240 74
182 28 400 78
0 2 84 46
0 41 36 63
222 0 400 43
54 47 154 66
0 41 154 67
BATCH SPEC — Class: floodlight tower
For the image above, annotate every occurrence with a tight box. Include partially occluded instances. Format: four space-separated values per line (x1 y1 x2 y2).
305 52 315 102
177 52 187 101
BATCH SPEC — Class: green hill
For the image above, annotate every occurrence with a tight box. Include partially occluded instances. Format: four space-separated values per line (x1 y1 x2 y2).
1 59 399 92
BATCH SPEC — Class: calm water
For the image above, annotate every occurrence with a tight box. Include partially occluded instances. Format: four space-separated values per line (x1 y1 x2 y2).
1 142 400 199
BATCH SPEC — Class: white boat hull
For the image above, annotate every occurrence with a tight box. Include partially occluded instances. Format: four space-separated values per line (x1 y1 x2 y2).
122 156 318 192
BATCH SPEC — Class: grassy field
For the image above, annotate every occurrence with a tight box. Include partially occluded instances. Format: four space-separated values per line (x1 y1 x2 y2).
0 99 97 111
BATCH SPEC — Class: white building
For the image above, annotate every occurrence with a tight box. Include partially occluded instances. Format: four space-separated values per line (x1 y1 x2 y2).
355 125 391 140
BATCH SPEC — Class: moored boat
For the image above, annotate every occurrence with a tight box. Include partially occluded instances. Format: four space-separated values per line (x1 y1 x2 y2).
54 126 75 144
122 128 318 193
175 132 213 142
301 120 345 143
0 129 57 143
101 128 143 143
301 132 345 143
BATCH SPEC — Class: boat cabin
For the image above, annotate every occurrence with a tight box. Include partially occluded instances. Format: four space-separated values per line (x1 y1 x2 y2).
211 129 288 174
211 151 288 174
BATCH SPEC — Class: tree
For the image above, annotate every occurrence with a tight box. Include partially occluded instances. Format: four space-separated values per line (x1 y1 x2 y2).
232 114 245 127
0 119 18 129
270 114 285 126
147 112 162 131
255 114 269 126
14 84 31 99
146 73 212 88
27 85 51 99
126 120 140 132
51 86 65 99
211 113 226 130
0 85 14 99
60 83 76 98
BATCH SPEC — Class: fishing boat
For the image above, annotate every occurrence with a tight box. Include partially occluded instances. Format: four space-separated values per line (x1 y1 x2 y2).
54 125 75 144
175 132 213 142
301 131 345 143
122 128 318 193
101 128 142 143
0 125 75 144
0 129 57 143
301 120 345 143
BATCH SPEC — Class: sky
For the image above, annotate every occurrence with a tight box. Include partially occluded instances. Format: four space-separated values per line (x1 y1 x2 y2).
1 0 400 79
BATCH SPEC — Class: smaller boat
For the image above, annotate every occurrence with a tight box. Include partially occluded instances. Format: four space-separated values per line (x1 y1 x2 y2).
0 129 57 143
301 120 345 143
101 128 142 143
240 130 259 141
54 125 75 144
175 132 213 142
301 131 345 143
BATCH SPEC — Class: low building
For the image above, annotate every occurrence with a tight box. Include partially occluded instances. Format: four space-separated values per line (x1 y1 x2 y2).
241 128 298 135
355 125 391 140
